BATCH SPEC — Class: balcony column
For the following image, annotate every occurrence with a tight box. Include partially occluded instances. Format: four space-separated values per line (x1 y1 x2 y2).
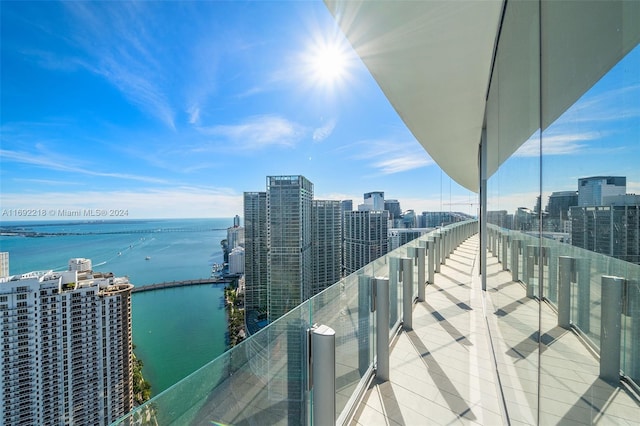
558 256 574 329
402 257 414 330
577 258 591 333
375 277 390 382
311 324 336 426
511 240 520 282
502 234 509 271
600 276 624 383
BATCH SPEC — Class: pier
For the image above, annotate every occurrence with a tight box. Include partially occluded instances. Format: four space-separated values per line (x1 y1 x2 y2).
131 278 234 293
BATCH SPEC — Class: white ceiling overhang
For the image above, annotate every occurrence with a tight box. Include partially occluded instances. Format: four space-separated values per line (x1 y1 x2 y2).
324 0 504 192
325 1 640 193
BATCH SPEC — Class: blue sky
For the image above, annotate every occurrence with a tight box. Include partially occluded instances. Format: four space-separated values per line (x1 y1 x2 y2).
0 0 474 220
1 1 638 221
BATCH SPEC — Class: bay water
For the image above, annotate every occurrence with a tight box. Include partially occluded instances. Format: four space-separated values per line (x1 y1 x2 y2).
0 218 231 395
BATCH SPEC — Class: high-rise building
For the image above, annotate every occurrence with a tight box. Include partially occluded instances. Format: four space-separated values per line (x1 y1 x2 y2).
578 176 626 206
360 191 385 211
312 200 342 296
227 226 245 250
571 203 640 264
343 210 389 275
228 247 245 275
266 176 313 322
0 252 8 277
243 192 267 313
233 214 241 228
546 191 578 219
0 259 133 425
384 200 402 220
341 199 353 213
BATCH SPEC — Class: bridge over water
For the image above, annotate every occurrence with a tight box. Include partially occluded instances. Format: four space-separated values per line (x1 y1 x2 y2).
131 277 234 293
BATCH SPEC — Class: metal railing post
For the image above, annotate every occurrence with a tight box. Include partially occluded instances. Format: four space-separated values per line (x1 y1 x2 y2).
492 229 498 256
402 257 413 331
525 245 536 299
502 235 509 271
628 280 640 382
600 276 624 383
389 257 400 328
558 256 574 329
375 277 390 382
311 324 336 426
577 258 591 333
416 247 426 302
547 247 558 304
434 233 441 273
511 240 520 282
357 275 371 376
427 238 435 284
442 229 448 264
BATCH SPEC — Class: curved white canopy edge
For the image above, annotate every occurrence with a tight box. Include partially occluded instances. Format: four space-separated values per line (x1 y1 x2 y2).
325 0 503 192
325 1 640 193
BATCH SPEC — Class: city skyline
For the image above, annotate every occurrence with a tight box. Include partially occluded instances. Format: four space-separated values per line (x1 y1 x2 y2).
1 1 638 221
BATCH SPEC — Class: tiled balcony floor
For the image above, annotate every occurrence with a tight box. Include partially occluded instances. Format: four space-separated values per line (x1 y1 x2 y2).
351 235 640 425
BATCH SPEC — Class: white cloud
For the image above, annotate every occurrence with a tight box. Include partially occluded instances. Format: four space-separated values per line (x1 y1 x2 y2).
198 115 304 150
187 106 201 125
312 118 336 142
374 155 433 174
0 148 168 184
514 132 601 157
344 138 434 175
62 2 177 129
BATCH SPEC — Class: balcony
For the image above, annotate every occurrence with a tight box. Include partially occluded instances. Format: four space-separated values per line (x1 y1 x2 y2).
112 220 639 425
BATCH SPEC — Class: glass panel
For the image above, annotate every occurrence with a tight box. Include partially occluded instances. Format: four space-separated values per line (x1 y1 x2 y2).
115 299 311 425
540 1 640 423
485 0 541 423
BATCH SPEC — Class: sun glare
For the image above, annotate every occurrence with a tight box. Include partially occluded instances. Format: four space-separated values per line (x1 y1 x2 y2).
302 35 353 91
312 44 348 82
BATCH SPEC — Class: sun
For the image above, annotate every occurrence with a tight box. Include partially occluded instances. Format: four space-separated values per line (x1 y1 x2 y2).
311 44 349 84
302 34 353 91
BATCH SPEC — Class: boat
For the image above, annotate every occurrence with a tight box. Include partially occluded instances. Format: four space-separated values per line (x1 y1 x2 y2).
145 256 151 260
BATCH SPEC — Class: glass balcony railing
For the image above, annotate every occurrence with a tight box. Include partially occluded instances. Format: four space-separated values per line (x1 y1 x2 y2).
112 220 477 425
487 223 640 389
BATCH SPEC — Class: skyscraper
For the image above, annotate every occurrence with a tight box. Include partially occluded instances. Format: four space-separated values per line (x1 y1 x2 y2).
0 259 133 425
343 210 389 275
0 252 8 277
546 190 578 219
243 192 267 313
226 226 245 251
266 176 313 322
361 191 385 211
312 200 342 296
578 176 626 206
384 199 402 220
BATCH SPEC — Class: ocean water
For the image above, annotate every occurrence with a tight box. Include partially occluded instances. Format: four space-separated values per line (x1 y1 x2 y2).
0 218 230 395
